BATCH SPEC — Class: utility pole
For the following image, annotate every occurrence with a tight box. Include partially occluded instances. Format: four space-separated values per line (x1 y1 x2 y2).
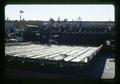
20 10 24 21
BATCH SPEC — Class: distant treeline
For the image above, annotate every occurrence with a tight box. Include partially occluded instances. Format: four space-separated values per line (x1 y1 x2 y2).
5 20 114 30
22 21 114 46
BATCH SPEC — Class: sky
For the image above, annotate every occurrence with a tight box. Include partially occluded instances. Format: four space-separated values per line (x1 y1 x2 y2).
5 4 115 21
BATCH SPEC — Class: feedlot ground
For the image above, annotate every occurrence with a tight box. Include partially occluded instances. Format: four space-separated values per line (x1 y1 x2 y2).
5 52 115 79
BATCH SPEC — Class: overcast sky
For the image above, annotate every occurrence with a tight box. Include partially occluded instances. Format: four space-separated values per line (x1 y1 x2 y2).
5 4 115 21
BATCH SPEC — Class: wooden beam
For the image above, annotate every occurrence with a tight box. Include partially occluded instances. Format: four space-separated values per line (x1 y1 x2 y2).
71 47 98 62
64 47 92 61
52 47 85 61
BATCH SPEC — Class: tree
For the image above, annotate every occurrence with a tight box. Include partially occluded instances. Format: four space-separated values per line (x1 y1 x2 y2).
49 18 54 24
57 17 60 21
64 18 68 22
77 17 81 21
6 17 9 21
78 17 82 28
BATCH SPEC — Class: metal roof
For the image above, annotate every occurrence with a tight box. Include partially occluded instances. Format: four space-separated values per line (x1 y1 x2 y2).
25 24 39 28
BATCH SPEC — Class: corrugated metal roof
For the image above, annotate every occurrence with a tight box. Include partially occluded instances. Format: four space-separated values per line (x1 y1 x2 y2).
25 24 39 27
